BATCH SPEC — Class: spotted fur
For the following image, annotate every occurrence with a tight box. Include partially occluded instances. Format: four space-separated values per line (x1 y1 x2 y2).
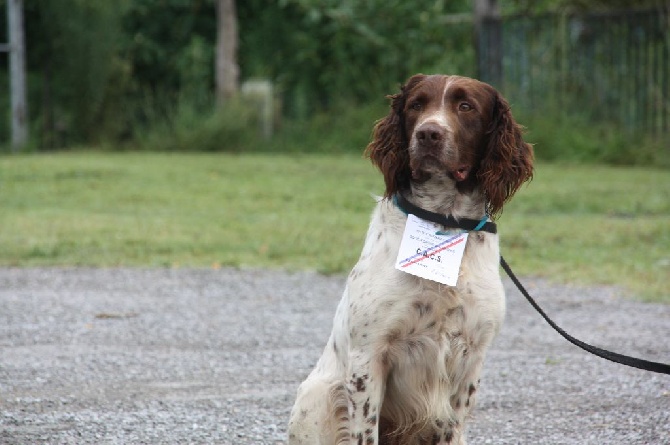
288 74 533 445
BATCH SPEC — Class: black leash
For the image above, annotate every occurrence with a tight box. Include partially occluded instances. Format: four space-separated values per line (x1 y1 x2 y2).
500 256 670 375
392 194 670 375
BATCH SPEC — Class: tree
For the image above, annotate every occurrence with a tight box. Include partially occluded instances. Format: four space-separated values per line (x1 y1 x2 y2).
216 0 238 106
474 0 502 87
7 0 27 151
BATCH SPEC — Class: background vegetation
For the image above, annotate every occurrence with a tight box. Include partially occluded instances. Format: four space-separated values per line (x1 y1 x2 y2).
0 0 667 166
1 153 668 302
0 2 667 301
0 0 476 149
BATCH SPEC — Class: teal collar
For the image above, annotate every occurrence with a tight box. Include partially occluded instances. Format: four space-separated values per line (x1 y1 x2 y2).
393 194 497 234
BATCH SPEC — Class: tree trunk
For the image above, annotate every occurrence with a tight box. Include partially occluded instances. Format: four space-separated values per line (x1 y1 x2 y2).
474 0 502 88
216 0 239 106
8 0 28 151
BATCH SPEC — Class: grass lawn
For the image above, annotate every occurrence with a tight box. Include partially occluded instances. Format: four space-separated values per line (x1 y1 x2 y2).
1 151 668 302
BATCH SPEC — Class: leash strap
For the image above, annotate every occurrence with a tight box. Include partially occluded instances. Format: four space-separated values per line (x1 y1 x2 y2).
394 194 497 234
500 256 670 375
391 194 669 374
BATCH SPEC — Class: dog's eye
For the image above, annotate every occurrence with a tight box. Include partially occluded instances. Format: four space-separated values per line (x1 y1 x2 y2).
459 102 473 112
410 101 423 111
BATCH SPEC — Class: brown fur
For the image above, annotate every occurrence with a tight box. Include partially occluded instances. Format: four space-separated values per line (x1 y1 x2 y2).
289 74 534 445
365 74 533 218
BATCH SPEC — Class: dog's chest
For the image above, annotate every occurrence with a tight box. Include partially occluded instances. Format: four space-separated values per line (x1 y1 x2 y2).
341 204 505 371
385 279 498 363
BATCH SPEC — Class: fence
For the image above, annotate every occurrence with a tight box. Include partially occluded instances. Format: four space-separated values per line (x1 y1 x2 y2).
479 8 669 137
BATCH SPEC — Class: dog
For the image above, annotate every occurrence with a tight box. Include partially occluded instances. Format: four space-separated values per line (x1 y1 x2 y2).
288 74 534 445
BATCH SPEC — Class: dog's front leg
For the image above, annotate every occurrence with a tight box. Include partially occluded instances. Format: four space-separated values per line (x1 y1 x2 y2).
347 349 385 445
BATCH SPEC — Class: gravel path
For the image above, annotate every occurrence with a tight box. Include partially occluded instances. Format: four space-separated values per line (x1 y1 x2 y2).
0 267 668 444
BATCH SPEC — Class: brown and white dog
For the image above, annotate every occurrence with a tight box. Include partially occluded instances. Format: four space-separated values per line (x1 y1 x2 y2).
288 74 533 445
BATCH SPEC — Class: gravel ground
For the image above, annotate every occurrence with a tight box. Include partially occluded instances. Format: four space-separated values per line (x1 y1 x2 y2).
0 267 668 445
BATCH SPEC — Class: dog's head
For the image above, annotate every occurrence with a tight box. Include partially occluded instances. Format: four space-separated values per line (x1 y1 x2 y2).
365 74 534 217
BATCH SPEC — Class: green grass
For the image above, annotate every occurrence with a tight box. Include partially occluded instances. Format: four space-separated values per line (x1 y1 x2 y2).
1 152 668 302
501 164 669 302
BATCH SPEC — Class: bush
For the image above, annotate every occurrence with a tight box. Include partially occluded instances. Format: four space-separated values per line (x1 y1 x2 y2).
123 96 670 170
128 95 389 154
266 101 387 154
519 109 670 167
131 98 261 152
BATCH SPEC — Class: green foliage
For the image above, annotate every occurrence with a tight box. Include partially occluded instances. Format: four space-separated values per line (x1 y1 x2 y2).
23 0 127 146
502 0 666 15
498 8 668 164
518 109 670 167
1 0 666 168
0 0 219 149
131 98 260 152
265 101 387 154
9 0 477 148
129 97 385 153
239 0 475 117
121 0 215 101
0 73 8 145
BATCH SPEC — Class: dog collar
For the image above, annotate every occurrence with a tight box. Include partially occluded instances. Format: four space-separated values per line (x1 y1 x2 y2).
392 193 497 234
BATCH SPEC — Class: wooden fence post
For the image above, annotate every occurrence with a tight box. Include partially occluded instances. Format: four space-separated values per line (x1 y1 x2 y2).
7 0 27 151
216 0 239 107
474 0 503 88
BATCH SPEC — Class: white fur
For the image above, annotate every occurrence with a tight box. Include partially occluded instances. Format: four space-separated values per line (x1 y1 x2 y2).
288 174 506 445
414 76 455 131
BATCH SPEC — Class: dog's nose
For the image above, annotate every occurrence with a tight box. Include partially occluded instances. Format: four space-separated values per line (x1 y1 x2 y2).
416 123 446 146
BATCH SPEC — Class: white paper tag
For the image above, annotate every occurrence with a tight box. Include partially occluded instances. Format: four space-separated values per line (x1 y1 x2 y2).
395 214 468 286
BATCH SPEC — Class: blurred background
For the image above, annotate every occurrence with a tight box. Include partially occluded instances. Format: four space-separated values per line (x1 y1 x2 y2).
0 0 668 164
1 1 669 301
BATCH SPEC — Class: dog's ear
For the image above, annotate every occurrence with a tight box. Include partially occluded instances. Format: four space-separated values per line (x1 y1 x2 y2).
365 74 426 197
477 90 534 218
